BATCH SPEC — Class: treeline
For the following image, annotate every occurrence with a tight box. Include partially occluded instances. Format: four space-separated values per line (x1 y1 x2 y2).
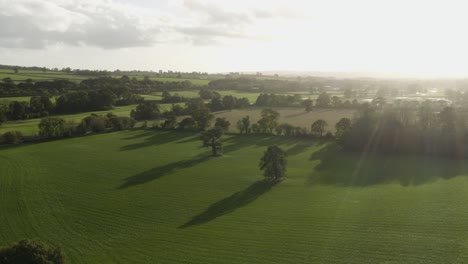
2 113 135 144
341 102 468 158
0 76 206 97
0 90 143 122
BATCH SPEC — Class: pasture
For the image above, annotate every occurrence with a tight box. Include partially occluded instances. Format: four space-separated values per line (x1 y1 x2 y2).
1 130 468 263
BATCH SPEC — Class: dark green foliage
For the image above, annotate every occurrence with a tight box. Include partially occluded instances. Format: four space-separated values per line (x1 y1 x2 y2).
311 119 327 137
162 112 177 129
257 109 280 134
178 117 197 130
30 96 54 116
131 101 160 121
259 145 287 182
255 93 303 107
191 107 214 130
0 240 64 264
110 117 136 131
236 115 251 134
315 92 331 107
302 99 313 112
335 118 352 141
214 117 230 131
0 105 6 125
200 127 224 156
161 91 186 103
7 101 28 120
77 115 108 133
2 131 23 144
39 117 67 139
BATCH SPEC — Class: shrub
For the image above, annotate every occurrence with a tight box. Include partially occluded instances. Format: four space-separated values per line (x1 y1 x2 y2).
38 117 67 139
2 131 23 144
0 240 64 264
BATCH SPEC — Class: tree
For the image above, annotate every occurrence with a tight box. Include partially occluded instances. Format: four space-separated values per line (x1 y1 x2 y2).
335 118 352 141
316 92 331 107
259 146 287 182
237 115 251 134
302 99 313 112
3 131 23 144
191 107 214 130
257 109 280 134
0 104 6 125
13 68 18 74
162 112 177 129
178 117 196 130
311 119 327 137
131 101 160 121
214 117 230 131
39 117 67 138
0 240 64 264
200 127 224 156
222 95 236 110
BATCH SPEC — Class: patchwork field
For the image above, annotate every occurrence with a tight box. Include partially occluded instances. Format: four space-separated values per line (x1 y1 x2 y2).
1 130 468 263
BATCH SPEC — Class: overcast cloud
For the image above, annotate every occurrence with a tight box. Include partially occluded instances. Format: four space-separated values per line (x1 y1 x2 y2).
0 0 301 49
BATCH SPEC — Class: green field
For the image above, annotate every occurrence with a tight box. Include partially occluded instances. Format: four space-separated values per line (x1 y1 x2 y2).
0 69 94 82
1 130 468 263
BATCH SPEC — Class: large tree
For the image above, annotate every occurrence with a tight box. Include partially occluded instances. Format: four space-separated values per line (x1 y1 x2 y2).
335 117 352 140
39 117 67 139
191 107 214 130
200 127 224 156
131 101 160 121
258 109 280 134
237 115 251 134
259 146 287 182
214 117 230 131
315 92 331 107
311 119 327 137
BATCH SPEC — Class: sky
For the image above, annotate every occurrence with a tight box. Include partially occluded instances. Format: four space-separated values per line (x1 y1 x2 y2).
1 0 468 77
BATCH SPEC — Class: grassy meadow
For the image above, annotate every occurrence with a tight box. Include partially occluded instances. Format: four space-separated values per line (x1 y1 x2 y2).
1 130 468 263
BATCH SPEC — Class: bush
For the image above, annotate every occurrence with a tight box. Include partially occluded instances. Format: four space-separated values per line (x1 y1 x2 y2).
0 240 64 264
110 117 136 131
38 117 67 139
2 131 23 144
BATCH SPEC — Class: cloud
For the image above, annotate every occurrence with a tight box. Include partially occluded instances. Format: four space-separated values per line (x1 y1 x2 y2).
0 0 307 49
0 0 169 49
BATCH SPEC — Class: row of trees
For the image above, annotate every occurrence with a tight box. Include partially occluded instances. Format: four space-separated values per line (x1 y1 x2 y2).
340 103 468 157
2 113 135 144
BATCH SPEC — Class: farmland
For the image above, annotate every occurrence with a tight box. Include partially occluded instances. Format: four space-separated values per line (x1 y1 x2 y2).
1 130 468 263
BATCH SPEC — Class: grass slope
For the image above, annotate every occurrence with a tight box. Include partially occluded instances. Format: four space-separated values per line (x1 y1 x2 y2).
2 130 468 263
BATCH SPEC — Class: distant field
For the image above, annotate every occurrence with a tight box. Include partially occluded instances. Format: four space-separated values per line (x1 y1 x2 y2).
2 130 468 263
0 69 94 82
216 107 355 132
113 75 211 85
0 96 32 103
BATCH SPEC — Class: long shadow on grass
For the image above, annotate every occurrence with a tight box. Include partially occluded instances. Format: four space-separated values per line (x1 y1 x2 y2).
118 155 210 189
308 144 468 186
180 180 276 228
120 130 197 151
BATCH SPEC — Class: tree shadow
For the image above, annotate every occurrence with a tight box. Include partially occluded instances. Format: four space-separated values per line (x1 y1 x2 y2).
120 131 196 151
308 144 468 186
179 180 276 228
222 135 298 154
117 155 210 189
285 141 316 156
